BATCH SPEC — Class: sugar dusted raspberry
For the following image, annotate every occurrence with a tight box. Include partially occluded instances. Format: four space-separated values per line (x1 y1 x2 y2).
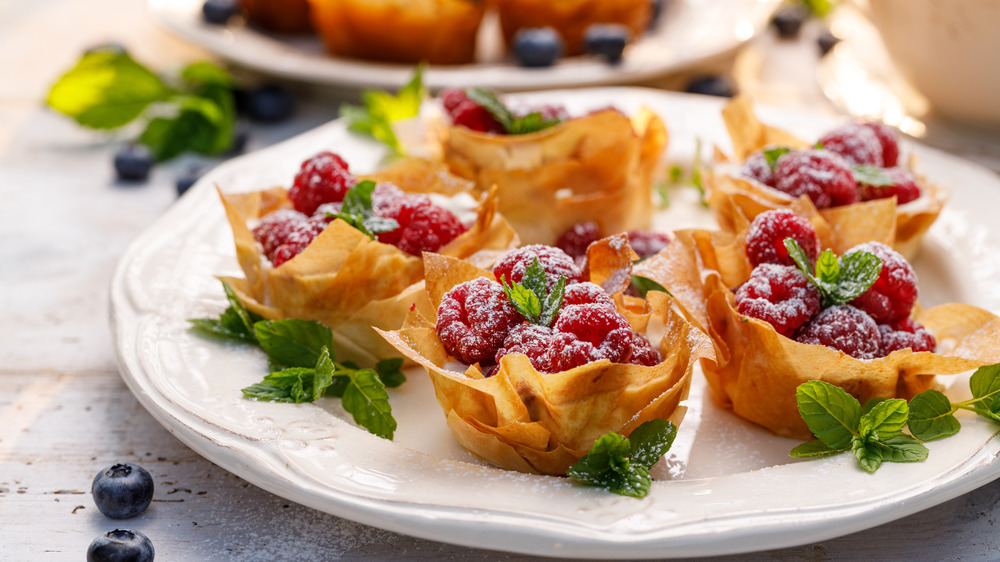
740 150 778 187
496 324 555 372
745 209 819 268
550 304 634 371
562 281 615 308
555 222 601 261
253 208 308 258
270 220 324 266
629 332 661 366
441 89 505 134
857 167 921 205
818 122 884 167
436 278 524 364
845 242 918 323
878 318 936 355
376 193 467 256
862 121 900 167
627 230 672 260
440 88 468 113
312 202 342 222
289 151 357 215
370 183 404 216
494 245 582 289
735 263 821 336
796 305 881 360
774 149 859 209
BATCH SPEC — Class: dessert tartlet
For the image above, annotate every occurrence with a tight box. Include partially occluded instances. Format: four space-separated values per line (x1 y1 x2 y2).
217 153 517 366
494 0 653 56
378 235 714 474
240 0 313 34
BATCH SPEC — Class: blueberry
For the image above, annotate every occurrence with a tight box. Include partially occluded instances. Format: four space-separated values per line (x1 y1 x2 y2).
113 145 154 183
513 28 564 68
584 24 631 64
684 75 735 98
202 0 239 25
245 84 296 123
817 28 841 56
771 4 807 39
87 529 154 562
92 463 154 519
175 168 203 197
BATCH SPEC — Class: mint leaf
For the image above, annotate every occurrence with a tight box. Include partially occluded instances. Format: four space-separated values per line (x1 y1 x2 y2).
520 258 549 298
630 276 670 297
876 434 929 463
785 238 882 307
341 65 425 152
342 369 396 439
628 419 677 468
313 347 335 400
242 367 315 403
814 250 839 285
796 380 861 449
857 398 908 440
861 397 888 415
508 112 561 135
969 363 1000 411
499 258 567 327
763 147 791 171
46 51 170 129
334 180 400 238
853 165 895 187
463 88 515 132
852 435 884 473
908 389 960 441
790 439 844 458
254 319 334 369
785 237 815 275
500 275 542 322
181 61 233 87
375 358 406 388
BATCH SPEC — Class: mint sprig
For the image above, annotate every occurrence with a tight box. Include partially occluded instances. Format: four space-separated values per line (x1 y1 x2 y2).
499 258 566 327
341 65 425 153
784 238 882 307
189 281 405 439
852 165 895 187
791 380 927 473
567 419 677 498
762 147 791 171
46 52 237 161
332 180 400 239
463 88 562 135
908 364 1000 441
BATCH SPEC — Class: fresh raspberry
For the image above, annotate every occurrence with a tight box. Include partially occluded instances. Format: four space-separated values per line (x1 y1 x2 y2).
289 151 357 215
555 222 601 261
370 183 404 216
817 122 884 167
735 263 821 336
845 242 918 324
774 149 859 209
562 282 615 308
441 89 505 134
745 209 820 268
862 121 900 167
493 245 582 289
514 103 569 122
495 324 555 373
795 305 881 360
440 88 468 113
252 208 309 258
376 193 467 256
270 220 324 266
629 332 661 366
627 230 672 260
549 304 634 371
312 202 343 222
857 167 921 205
878 317 936 356
740 150 778 187
436 278 524 364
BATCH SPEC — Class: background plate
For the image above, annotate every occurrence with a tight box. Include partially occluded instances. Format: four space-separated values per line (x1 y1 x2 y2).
111 88 1000 559
147 0 780 92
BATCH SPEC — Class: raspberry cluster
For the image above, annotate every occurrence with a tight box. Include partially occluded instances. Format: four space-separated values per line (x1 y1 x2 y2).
252 152 468 265
435 245 661 374
439 88 569 134
739 121 920 209
735 210 935 359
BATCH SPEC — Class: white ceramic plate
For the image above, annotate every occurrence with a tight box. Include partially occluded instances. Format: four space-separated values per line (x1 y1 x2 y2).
147 0 779 92
110 88 1000 559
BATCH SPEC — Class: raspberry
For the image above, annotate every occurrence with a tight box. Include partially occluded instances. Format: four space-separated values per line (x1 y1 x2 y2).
878 318 936 356
312 202 342 222
514 103 569 122
627 230 672 260
740 150 778 187
774 149 859 209
436 278 524 364
629 332 661 366
493 245 582 289
554 222 601 261
845 242 918 323
862 121 900 167
370 183 404 216
817 122 884 167
252 209 324 266
735 263 821 336
289 151 357 215
376 193 467 256
745 209 819 268
795 305 881 360
441 89 505 134
550 304 634 371
857 167 921 205
562 282 615 308
496 324 555 372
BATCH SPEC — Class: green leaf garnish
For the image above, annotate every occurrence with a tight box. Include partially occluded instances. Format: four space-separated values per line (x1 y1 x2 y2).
789 439 843 459
852 165 895 187
139 94 233 161
463 88 561 135
254 319 334 369
375 358 407 388
499 258 566 326
341 65 425 152
333 180 400 239
342 368 396 440
567 420 675 498
907 389 960 441
629 276 670 298
796 380 860 450
784 238 882 307
762 147 791 171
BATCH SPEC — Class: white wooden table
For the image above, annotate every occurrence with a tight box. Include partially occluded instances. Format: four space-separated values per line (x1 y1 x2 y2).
3 1 1000 559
